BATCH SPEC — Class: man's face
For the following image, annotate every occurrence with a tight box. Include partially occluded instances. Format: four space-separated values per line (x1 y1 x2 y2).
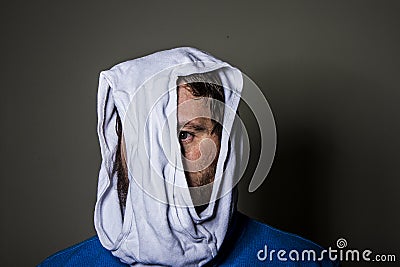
118 84 222 212
177 85 221 189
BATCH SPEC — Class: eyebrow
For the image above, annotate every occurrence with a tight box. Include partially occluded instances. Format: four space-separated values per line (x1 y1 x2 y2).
178 121 208 133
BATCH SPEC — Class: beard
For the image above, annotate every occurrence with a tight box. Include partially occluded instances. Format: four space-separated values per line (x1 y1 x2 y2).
184 155 218 214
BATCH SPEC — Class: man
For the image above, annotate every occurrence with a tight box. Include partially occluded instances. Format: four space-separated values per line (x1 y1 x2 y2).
39 47 339 266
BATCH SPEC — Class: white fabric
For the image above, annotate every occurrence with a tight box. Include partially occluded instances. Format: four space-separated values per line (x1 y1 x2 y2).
94 47 244 266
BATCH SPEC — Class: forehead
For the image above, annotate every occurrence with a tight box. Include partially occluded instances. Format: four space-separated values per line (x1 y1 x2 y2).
177 85 197 103
177 84 213 124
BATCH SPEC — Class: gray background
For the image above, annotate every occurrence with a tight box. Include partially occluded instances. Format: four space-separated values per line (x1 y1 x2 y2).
1 1 399 266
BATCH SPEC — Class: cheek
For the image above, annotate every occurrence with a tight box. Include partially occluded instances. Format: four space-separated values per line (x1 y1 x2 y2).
182 142 201 161
210 135 221 155
182 136 220 165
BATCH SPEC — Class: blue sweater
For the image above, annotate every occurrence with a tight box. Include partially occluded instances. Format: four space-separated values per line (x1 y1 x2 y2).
39 213 339 266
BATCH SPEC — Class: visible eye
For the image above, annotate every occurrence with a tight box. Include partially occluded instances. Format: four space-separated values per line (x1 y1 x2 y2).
178 131 194 143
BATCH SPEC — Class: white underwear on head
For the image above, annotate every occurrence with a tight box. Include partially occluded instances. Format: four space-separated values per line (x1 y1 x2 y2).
94 47 245 266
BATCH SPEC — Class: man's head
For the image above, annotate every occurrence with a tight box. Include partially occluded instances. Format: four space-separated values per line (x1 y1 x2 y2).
94 48 246 266
114 74 225 214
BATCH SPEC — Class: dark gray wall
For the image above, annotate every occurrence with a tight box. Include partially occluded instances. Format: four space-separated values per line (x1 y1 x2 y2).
1 1 399 266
